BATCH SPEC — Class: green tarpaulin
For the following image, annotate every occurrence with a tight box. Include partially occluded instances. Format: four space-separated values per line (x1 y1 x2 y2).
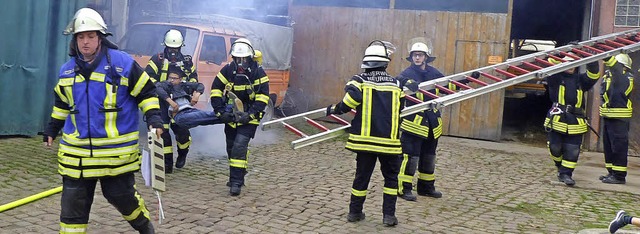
0 1 89 135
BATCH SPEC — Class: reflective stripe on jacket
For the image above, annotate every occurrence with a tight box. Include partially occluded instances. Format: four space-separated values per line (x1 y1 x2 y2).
53 48 160 178
600 56 633 118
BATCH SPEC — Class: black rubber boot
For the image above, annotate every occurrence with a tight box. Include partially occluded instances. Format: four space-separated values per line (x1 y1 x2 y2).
230 184 241 196
347 212 366 222
136 221 155 234
175 154 186 168
383 215 398 226
602 176 625 184
417 180 442 198
558 174 575 186
398 190 417 201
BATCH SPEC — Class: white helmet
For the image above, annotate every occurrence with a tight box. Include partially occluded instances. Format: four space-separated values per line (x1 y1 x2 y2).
63 8 109 35
615 53 632 69
409 42 436 63
410 42 430 55
361 40 395 68
230 38 254 58
163 29 184 48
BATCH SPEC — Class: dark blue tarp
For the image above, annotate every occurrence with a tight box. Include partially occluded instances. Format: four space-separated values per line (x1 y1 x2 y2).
0 1 89 135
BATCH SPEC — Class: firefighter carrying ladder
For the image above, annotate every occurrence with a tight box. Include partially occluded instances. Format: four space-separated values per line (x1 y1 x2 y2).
262 28 640 149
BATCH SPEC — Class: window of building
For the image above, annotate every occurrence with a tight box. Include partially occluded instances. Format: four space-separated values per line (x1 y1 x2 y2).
616 0 640 27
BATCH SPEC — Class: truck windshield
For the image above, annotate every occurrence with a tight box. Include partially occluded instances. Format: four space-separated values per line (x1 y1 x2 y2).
119 24 198 56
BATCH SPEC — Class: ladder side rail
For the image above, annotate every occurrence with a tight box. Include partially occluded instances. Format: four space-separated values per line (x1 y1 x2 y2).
401 48 629 117
291 125 351 149
261 108 326 130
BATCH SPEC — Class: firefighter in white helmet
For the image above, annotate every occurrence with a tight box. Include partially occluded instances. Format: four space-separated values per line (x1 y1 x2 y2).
210 38 270 196
544 51 602 186
325 40 407 226
598 53 634 184
396 42 451 201
44 8 161 233
145 29 198 173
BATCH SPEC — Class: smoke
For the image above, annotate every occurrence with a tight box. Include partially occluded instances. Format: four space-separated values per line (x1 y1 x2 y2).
186 122 282 160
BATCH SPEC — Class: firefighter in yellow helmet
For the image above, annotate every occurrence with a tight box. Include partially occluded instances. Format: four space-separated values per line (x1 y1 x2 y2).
544 52 602 186
146 29 198 173
326 40 406 226
44 8 162 233
599 53 634 184
210 38 270 196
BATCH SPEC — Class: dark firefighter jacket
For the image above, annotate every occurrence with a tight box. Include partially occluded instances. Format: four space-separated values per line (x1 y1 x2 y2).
210 60 270 126
600 56 633 118
544 61 600 135
44 47 163 179
331 70 405 155
146 52 197 83
398 64 445 139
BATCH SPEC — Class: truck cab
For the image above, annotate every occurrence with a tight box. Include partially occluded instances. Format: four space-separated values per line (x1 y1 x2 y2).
119 22 290 116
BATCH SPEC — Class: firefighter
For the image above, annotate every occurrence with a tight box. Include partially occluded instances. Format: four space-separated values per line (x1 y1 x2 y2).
43 8 162 233
145 29 198 173
156 65 222 129
325 40 405 226
396 42 446 201
544 53 602 186
210 38 270 196
599 53 634 184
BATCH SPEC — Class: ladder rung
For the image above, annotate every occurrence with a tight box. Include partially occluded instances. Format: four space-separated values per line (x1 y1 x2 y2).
616 37 635 45
435 84 455 94
479 71 504 81
595 43 616 51
450 80 472 90
522 61 543 70
465 76 488 86
494 69 515 79
583 45 604 54
406 95 423 104
605 39 625 48
328 114 350 125
571 48 593 57
419 89 439 99
304 117 329 131
548 54 567 62
282 122 308 137
509 65 531 74
559 51 581 60
534 58 555 67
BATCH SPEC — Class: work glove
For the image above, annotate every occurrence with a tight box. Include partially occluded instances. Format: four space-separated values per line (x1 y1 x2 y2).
218 112 235 123
405 79 419 92
326 104 336 116
237 112 252 124
471 71 481 79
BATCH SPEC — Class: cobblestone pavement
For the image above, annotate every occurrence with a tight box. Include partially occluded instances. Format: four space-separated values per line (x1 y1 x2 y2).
1 125 639 234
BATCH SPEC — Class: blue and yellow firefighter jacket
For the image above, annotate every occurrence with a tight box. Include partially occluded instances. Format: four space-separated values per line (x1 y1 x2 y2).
543 62 600 135
330 70 405 155
145 52 197 83
210 61 270 127
600 56 633 119
45 48 162 179
398 64 445 139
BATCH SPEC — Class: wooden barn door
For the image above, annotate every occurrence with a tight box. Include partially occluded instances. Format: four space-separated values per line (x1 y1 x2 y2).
440 40 507 141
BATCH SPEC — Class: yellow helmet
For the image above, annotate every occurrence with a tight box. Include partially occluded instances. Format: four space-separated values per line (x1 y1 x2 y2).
63 8 109 35
615 53 632 69
254 50 263 65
